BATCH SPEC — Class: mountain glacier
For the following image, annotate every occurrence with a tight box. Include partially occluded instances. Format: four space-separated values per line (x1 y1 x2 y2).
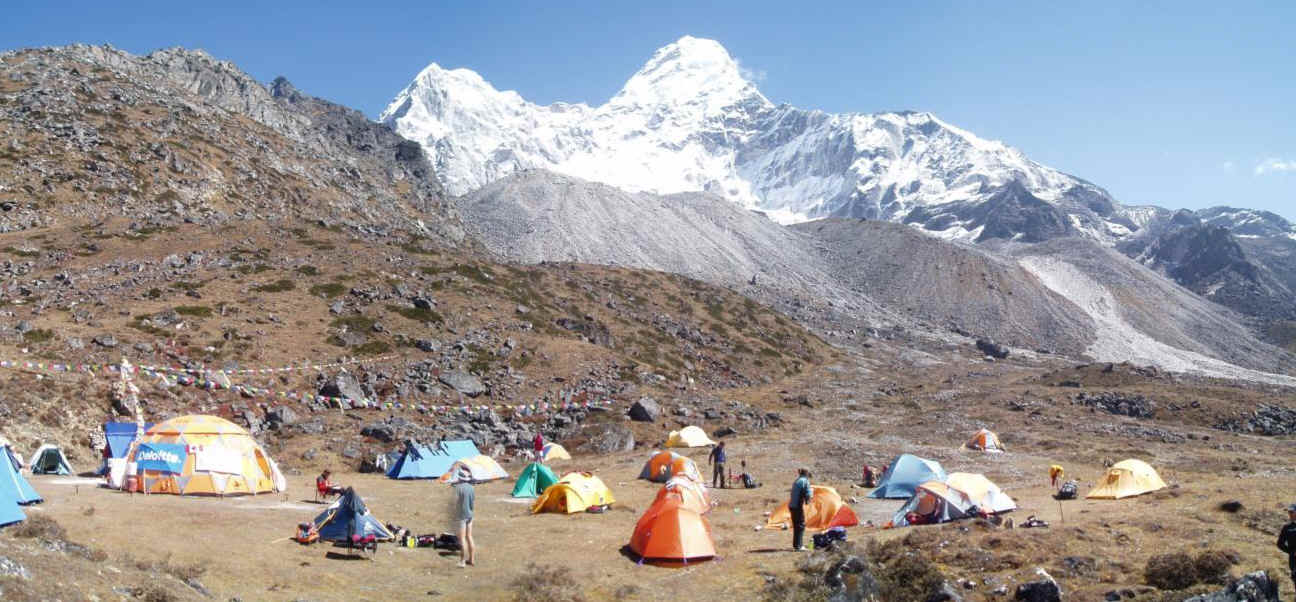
381 36 1136 243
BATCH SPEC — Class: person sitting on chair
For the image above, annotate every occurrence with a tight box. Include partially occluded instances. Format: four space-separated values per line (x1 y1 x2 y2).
316 470 343 496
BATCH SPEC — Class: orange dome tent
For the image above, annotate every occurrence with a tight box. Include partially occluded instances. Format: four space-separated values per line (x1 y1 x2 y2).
766 485 859 531
126 415 286 496
637 451 702 483
653 475 711 514
963 428 1005 452
629 494 716 563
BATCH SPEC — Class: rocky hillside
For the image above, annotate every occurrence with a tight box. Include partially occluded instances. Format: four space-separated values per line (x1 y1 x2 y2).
1119 207 1296 347
0 44 464 245
792 219 1094 355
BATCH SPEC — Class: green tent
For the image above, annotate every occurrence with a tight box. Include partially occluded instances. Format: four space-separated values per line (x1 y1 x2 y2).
511 462 559 498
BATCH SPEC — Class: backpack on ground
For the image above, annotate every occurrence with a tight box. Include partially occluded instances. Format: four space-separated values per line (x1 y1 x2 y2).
812 526 848 550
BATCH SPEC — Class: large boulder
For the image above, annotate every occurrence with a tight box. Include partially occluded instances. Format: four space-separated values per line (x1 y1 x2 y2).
319 372 367 402
266 406 299 427
628 397 660 422
1015 569 1062 602
576 423 634 454
1184 571 1280 602
439 370 486 397
976 338 1010 359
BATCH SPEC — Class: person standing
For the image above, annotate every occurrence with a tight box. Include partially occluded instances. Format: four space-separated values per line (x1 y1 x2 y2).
708 441 727 488
451 464 476 568
789 468 813 551
1278 504 1296 595
532 431 545 464
1049 464 1064 488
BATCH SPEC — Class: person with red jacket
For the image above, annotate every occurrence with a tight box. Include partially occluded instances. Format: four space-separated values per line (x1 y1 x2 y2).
532 432 545 463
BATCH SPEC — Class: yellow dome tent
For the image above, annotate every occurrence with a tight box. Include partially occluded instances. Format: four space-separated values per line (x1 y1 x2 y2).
665 426 716 448
127 415 286 496
1086 459 1166 499
531 472 616 514
437 454 509 483
539 443 571 462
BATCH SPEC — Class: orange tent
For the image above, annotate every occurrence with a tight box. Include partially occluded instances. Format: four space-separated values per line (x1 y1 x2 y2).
127 415 286 496
963 428 1005 452
637 451 702 483
653 475 711 514
629 494 716 562
766 485 859 531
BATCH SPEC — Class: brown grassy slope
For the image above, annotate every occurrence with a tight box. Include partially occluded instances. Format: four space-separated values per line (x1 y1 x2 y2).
0 218 835 467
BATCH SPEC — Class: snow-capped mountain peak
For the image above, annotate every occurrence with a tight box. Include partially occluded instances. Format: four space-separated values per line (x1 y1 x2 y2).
382 36 1131 245
609 36 769 115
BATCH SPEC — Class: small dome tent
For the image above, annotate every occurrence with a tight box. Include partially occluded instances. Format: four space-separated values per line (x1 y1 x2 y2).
867 454 947 499
312 488 393 542
531 472 615 514
963 428 1005 452
539 443 571 462
665 426 716 448
1086 459 1166 499
28 444 73 475
629 494 715 563
766 486 859 531
386 439 480 480
889 473 1016 527
438 455 508 484
0 441 40 505
512 462 560 498
637 451 701 483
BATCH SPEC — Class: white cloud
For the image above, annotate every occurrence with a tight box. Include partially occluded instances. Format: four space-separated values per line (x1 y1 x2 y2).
737 60 767 84
1221 160 1235 172
1255 157 1296 175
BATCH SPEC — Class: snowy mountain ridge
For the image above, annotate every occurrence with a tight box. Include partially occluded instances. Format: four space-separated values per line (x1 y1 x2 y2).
381 36 1133 243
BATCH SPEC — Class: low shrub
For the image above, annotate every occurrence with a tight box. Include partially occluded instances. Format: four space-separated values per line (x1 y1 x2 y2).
1145 552 1198 590
174 305 212 318
22 328 54 343
252 279 294 293
12 514 67 540
510 563 585 602
309 283 347 298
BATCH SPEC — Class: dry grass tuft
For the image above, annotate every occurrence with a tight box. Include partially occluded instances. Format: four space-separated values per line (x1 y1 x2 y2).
510 563 586 602
11 514 67 541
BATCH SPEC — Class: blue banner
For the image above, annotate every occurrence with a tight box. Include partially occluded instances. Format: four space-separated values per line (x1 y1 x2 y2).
135 443 187 473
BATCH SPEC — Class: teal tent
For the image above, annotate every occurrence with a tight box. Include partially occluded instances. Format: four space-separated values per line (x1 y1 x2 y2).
386 440 479 480
0 487 25 527
0 445 40 505
28 444 72 476
511 462 559 498
867 453 947 499
312 487 393 542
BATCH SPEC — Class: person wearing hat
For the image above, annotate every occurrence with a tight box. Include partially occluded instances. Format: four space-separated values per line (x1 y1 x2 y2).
450 463 476 568
1278 503 1296 594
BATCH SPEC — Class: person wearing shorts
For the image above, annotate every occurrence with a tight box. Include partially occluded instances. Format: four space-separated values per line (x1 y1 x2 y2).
451 465 476 567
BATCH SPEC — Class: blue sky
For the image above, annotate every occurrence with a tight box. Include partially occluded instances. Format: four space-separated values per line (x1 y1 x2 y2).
4 1 1293 218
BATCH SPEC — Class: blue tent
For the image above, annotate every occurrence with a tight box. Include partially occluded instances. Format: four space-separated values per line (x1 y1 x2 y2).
385 440 480 479
104 423 152 459
867 453 947 499
312 488 393 542
0 446 41 505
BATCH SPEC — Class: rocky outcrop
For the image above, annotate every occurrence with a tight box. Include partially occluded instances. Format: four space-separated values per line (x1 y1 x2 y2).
1184 571 1280 602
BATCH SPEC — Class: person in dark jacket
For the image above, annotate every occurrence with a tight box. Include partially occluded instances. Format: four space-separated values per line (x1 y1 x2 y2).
708 442 727 488
1278 504 1296 594
789 468 813 551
